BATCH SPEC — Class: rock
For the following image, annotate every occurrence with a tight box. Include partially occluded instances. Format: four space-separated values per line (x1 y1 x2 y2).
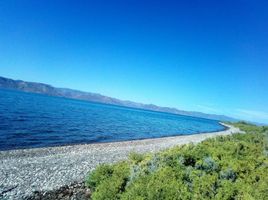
24 182 90 200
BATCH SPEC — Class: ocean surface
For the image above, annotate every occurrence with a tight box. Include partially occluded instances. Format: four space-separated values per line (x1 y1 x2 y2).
0 89 226 150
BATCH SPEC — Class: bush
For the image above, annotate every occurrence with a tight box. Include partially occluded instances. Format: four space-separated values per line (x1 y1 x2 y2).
196 156 219 173
86 123 268 200
85 164 114 190
219 168 236 181
128 152 145 164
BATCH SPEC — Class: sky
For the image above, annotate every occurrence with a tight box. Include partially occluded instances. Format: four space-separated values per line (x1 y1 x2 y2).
0 0 268 124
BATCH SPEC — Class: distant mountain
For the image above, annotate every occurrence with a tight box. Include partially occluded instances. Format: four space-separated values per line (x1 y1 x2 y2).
0 76 238 122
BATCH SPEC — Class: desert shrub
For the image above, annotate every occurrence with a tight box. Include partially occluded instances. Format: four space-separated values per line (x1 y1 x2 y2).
86 123 268 200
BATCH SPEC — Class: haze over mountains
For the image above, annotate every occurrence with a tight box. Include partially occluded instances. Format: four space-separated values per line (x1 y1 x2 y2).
0 76 237 122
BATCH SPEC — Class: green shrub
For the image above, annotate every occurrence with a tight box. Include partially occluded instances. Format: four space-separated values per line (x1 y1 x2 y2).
219 168 236 181
196 156 219 173
86 123 268 200
85 164 114 190
129 152 145 164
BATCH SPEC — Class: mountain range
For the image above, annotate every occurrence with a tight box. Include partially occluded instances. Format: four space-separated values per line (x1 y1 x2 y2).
0 76 238 122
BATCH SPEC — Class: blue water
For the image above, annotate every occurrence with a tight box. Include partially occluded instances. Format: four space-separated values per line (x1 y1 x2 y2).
0 89 226 150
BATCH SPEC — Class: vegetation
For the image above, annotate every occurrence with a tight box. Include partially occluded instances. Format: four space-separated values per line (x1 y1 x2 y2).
86 122 268 199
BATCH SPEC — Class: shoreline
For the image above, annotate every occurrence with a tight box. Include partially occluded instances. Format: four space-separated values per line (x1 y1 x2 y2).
0 123 241 199
0 122 227 152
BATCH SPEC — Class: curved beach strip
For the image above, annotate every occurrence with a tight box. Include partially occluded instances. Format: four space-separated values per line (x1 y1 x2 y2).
0 123 242 199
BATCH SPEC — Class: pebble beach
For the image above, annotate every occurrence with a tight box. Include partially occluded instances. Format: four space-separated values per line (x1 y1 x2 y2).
0 123 242 199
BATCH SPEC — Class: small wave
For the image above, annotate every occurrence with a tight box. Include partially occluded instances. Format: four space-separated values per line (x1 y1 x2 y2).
12 118 27 122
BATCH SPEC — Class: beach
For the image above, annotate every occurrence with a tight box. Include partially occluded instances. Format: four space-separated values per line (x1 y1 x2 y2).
0 123 242 199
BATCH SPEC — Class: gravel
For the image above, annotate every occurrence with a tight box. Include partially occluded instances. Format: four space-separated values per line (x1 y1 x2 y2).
0 123 242 199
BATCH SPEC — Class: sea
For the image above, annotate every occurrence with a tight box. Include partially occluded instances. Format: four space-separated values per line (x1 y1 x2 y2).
0 89 225 150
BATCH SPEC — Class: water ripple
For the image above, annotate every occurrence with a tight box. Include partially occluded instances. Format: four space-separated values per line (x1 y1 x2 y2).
0 89 225 150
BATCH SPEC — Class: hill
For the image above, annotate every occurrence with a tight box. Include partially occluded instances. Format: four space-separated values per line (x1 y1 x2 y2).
0 76 237 122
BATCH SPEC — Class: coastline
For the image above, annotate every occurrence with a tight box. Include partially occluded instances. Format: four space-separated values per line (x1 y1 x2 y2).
0 123 242 199
0 121 227 153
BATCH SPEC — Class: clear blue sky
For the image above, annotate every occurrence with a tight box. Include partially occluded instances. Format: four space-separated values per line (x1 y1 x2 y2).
0 0 268 124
